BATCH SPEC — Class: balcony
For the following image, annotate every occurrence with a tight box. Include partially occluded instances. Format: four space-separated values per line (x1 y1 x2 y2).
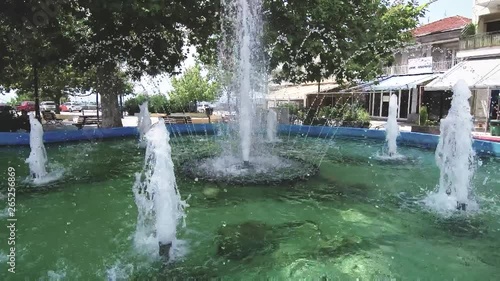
460 31 500 50
475 0 500 7
382 60 457 76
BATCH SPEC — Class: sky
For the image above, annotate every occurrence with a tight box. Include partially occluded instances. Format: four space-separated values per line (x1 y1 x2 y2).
418 0 472 23
0 1 474 104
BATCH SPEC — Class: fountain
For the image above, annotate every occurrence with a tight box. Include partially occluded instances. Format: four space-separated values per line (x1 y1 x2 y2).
133 119 187 261
182 0 318 184
424 79 477 213
137 101 152 147
385 94 400 157
266 109 279 142
25 113 63 185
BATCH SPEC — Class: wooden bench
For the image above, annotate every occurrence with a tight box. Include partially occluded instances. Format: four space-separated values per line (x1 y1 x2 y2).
41 111 63 125
73 115 102 129
162 115 192 124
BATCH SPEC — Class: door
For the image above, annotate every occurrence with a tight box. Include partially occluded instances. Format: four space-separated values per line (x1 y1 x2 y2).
491 90 499 120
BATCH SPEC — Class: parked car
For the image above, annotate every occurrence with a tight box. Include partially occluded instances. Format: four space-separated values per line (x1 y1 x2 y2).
16 101 35 112
40 101 57 112
197 102 215 113
60 102 82 112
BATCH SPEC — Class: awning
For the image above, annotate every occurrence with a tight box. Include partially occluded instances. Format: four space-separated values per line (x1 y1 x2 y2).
362 74 438 91
266 82 339 101
474 65 500 89
340 76 391 92
425 58 500 91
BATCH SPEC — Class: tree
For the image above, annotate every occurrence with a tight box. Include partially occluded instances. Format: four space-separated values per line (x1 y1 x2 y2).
67 0 219 127
0 0 84 119
1 0 219 127
169 65 219 110
2 65 94 113
264 0 427 84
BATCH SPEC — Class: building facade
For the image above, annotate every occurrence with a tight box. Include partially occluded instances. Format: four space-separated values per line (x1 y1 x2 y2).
426 2 500 129
450 1 500 124
350 16 471 122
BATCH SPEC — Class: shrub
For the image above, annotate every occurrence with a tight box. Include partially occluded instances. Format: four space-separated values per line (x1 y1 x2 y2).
124 94 169 115
278 103 300 115
312 102 370 128
419 106 428 125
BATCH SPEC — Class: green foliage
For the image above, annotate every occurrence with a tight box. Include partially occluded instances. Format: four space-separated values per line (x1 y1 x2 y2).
0 0 219 126
277 103 301 115
461 23 476 38
1 64 97 110
124 93 172 115
264 0 426 84
170 65 219 109
149 94 170 114
419 106 428 125
124 94 148 115
306 102 370 127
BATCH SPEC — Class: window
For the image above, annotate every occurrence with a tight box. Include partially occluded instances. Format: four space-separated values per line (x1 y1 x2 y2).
486 20 500 33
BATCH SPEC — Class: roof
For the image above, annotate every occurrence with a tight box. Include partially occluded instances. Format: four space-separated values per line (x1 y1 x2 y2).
426 58 500 90
267 83 339 101
360 74 438 91
413 16 471 37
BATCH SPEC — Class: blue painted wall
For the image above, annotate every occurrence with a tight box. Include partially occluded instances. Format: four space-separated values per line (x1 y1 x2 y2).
1 124 499 157
278 125 500 157
0 124 217 146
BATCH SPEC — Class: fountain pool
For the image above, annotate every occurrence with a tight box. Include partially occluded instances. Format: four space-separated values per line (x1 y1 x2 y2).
0 136 499 280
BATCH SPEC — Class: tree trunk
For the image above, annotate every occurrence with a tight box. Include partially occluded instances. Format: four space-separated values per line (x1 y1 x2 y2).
96 63 123 128
54 92 63 114
100 92 122 128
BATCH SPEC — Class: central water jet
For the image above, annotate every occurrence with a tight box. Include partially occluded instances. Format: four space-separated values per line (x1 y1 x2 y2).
235 0 261 164
183 0 318 184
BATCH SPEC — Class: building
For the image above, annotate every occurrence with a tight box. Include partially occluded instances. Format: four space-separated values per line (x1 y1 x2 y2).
266 80 339 108
386 15 471 76
345 16 471 121
426 3 500 128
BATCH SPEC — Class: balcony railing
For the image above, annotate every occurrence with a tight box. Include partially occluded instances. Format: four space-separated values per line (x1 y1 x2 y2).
382 60 457 76
459 31 500 50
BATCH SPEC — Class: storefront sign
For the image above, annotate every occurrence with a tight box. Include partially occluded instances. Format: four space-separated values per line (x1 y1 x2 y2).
408 57 433 74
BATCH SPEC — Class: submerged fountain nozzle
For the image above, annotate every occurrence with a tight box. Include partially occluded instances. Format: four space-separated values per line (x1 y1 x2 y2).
456 202 467 211
159 242 172 261
243 160 250 168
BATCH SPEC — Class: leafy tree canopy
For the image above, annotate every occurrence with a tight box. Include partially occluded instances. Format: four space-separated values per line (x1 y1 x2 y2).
264 0 427 84
170 64 219 107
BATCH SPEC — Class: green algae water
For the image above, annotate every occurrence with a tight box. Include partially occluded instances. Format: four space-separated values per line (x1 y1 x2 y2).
0 136 499 280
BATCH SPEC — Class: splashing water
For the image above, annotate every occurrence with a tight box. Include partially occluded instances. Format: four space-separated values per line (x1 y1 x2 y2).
137 102 152 147
424 80 477 213
26 114 48 179
25 114 63 185
217 0 265 163
266 109 279 142
386 94 400 157
133 119 187 260
236 0 262 162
